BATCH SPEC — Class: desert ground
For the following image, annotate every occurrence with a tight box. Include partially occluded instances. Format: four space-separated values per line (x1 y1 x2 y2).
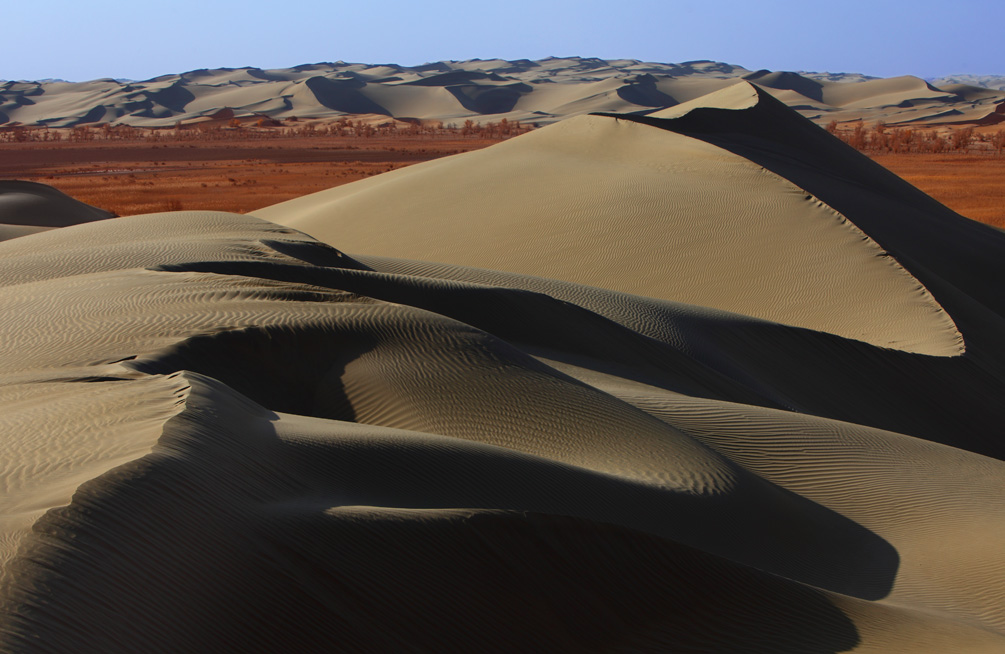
0 127 516 216
868 154 1005 228
2 73 1005 653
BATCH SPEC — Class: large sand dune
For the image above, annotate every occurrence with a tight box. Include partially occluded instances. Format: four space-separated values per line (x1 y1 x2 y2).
2 85 1005 652
255 83 967 355
3 57 1003 129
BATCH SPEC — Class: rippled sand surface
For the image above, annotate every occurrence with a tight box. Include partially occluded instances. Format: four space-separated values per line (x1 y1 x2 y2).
2 85 1005 653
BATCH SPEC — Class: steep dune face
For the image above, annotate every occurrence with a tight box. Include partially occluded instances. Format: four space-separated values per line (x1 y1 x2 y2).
3 84 1005 652
641 84 1005 323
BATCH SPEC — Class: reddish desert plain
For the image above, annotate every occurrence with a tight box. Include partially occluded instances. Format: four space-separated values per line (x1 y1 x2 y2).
0 122 522 216
868 151 1005 228
2 61 1005 653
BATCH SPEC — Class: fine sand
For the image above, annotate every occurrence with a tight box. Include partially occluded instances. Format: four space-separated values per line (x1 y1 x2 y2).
2 82 1005 652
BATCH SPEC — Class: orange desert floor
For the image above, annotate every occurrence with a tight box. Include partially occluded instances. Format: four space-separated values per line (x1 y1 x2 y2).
866 153 1005 229
0 134 507 216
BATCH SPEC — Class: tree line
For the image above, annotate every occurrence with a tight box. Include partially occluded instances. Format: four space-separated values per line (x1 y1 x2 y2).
827 120 1005 155
0 116 533 143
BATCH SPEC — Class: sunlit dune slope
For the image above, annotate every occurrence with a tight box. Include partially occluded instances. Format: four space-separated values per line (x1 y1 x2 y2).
255 82 971 355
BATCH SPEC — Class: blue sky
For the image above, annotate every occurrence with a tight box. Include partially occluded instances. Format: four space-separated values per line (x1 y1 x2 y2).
7 0 1003 82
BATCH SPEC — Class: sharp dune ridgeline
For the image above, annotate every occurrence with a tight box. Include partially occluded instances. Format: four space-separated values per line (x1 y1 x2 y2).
2 80 1005 652
2 57 1004 129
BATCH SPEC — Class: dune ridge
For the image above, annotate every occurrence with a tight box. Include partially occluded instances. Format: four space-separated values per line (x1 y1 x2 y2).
2 84 1005 652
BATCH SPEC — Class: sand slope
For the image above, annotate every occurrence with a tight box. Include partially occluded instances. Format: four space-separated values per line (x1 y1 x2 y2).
2 57 1002 128
2 85 1005 652
254 83 963 356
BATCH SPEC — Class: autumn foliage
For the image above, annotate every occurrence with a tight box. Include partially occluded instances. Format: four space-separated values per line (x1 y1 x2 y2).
0 117 532 144
826 120 1005 155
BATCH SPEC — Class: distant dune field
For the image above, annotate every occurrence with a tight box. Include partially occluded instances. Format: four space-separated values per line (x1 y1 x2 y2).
1 80 1004 652
2 57 1003 129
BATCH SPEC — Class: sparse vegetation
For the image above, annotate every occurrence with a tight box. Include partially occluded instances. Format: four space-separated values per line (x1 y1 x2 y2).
819 120 1005 227
828 120 1005 156
0 118 532 144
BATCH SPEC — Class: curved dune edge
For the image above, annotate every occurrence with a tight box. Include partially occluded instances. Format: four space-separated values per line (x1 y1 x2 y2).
253 93 962 356
0 372 189 578
0 208 1004 651
615 82 1005 328
540 357 1005 632
3 370 1002 653
645 79 761 119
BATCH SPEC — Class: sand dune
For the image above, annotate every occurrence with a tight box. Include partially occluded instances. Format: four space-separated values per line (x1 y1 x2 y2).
0 181 112 241
0 180 114 227
2 84 1005 652
2 57 1003 129
254 83 963 355
930 73 1005 92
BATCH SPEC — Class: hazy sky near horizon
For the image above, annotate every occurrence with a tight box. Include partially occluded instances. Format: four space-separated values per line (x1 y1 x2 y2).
7 0 1003 82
